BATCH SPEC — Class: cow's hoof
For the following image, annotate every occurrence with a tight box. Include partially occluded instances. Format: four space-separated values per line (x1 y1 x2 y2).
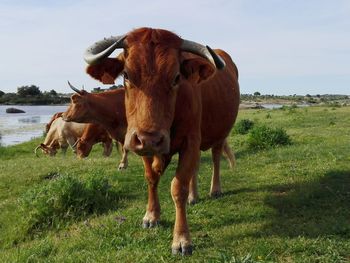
142 220 159 228
188 197 198 205
117 164 127 171
172 244 193 256
210 190 222 198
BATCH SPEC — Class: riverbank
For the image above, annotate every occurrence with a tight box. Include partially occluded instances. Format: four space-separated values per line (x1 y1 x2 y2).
0 105 68 146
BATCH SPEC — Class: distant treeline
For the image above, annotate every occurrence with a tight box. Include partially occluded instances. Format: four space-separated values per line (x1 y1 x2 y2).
241 93 349 104
0 84 123 105
0 85 70 105
0 85 348 105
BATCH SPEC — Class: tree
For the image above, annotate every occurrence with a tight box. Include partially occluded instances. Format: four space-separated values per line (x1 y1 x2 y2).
92 87 102 93
0 90 4 97
254 91 261 96
17 85 41 97
49 89 57 96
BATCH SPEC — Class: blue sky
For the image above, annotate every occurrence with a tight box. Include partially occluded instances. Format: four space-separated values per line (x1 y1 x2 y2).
0 0 349 95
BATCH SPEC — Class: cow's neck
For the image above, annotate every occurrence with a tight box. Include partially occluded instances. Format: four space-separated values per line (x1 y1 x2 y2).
87 95 119 132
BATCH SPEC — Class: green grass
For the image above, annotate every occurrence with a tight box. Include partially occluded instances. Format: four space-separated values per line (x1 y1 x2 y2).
0 106 350 262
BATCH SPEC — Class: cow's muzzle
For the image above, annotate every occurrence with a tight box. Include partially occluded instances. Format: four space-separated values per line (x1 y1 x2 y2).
125 129 170 156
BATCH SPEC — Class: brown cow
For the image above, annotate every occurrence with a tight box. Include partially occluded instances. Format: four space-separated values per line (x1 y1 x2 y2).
76 123 113 158
62 85 129 170
83 28 239 255
64 83 235 170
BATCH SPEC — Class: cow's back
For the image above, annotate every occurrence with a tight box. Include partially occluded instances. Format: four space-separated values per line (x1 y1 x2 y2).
43 116 63 145
199 50 240 150
55 117 87 141
62 121 87 138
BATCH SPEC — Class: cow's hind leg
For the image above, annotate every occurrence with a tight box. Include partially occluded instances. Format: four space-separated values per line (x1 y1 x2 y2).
222 139 235 169
142 156 161 228
188 152 200 205
210 141 225 197
118 147 128 170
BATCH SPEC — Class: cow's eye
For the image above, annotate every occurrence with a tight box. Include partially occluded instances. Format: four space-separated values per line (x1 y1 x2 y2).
172 73 180 87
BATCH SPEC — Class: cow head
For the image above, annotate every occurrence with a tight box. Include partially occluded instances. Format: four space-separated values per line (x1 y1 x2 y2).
84 28 225 156
63 81 91 123
76 139 91 158
34 143 58 157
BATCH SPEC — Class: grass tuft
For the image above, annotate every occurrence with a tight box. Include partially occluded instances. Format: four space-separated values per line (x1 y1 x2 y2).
247 125 291 150
234 119 255 134
19 172 119 234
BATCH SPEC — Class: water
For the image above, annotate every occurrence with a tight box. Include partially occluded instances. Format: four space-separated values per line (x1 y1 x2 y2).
261 104 284 109
262 103 310 109
0 105 68 146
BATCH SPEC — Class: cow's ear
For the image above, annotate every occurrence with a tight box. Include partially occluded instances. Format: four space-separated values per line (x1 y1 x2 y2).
71 94 84 103
181 58 215 84
86 58 124 84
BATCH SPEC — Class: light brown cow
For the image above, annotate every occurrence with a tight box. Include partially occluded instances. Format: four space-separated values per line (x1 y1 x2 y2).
45 112 63 133
83 28 239 255
35 117 86 156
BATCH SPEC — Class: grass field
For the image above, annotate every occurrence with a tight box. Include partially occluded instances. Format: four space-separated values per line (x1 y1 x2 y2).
0 106 349 262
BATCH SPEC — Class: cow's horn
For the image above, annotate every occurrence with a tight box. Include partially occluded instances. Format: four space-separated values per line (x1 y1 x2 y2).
72 138 80 148
34 145 42 157
181 39 226 69
84 35 126 65
68 81 83 95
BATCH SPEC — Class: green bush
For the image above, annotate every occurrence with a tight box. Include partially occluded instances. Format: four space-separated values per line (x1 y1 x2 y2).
20 173 118 233
247 125 291 150
234 119 255 134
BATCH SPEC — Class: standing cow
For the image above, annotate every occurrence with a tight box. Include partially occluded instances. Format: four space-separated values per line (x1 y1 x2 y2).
83 28 240 255
62 85 129 170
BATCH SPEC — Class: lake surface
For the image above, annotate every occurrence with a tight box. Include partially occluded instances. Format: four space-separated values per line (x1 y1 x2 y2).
0 105 68 146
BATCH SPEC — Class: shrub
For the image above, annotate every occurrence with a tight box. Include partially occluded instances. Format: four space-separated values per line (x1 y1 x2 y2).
20 173 118 233
247 125 291 150
234 119 255 134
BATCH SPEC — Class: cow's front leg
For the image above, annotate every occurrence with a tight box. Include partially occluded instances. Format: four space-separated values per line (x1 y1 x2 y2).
118 147 128 170
142 156 161 228
171 143 200 255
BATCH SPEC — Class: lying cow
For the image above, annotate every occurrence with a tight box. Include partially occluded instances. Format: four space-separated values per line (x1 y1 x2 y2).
35 117 86 156
83 28 240 255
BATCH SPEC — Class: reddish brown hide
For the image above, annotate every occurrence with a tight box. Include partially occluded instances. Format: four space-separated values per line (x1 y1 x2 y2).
62 89 128 170
83 27 240 255
76 123 113 158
